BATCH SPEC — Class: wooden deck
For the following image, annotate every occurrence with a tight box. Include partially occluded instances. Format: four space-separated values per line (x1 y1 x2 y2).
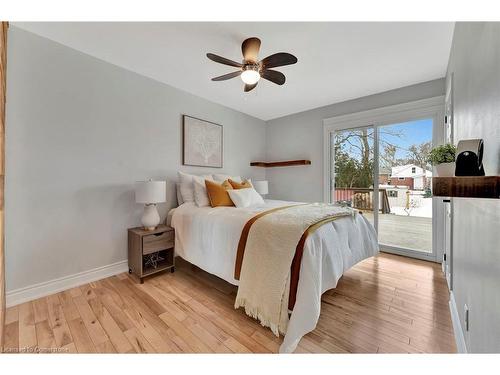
2 253 455 353
363 213 432 253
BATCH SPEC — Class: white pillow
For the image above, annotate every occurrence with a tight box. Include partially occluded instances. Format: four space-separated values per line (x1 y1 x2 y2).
193 176 213 207
212 174 242 183
176 183 184 206
227 188 265 208
178 171 212 203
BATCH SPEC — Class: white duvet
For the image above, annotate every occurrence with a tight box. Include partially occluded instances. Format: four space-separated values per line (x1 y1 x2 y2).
171 200 378 353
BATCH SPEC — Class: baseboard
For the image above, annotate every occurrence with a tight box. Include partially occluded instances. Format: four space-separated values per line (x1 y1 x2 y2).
449 291 467 353
6 259 128 307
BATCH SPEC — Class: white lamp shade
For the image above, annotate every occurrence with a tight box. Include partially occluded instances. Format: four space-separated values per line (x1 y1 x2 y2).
253 180 269 195
135 180 166 204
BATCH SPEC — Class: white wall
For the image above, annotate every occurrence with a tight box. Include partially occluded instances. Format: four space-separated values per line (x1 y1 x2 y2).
265 79 445 202
5 27 266 293
446 22 500 352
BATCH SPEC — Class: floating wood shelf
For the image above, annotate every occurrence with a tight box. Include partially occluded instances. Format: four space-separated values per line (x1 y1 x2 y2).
433 176 500 199
250 160 311 168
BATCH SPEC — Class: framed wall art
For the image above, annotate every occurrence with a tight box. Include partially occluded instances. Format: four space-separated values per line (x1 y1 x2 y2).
182 115 223 168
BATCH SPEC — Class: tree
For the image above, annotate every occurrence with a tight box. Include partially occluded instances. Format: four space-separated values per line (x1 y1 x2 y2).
380 144 397 170
398 141 432 170
333 129 374 189
334 147 360 188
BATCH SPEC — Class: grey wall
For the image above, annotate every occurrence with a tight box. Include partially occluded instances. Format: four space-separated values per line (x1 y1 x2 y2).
5 27 266 292
265 79 445 202
447 23 500 352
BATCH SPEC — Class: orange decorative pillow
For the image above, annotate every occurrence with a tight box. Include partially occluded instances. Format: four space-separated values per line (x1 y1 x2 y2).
228 178 252 189
205 179 234 207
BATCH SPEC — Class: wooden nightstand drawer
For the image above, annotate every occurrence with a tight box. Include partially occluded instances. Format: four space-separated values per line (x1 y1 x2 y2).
142 230 174 255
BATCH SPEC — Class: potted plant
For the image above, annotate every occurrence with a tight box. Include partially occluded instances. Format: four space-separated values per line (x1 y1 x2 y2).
428 144 457 177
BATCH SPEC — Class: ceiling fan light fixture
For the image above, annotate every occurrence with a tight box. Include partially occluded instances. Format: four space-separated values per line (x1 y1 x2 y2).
241 66 260 85
207 37 297 92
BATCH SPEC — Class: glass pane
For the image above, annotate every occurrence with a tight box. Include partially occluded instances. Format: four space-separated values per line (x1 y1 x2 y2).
377 118 433 253
332 127 375 226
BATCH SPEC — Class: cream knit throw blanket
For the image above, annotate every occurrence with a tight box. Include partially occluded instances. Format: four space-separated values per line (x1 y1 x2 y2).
234 203 354 336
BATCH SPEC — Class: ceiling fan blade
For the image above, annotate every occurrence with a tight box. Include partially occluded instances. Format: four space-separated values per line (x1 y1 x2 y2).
242 37 261 62
206 53 243 68
260 52 298 69
244 82 258 92
211 71 242 81
261 69 286 85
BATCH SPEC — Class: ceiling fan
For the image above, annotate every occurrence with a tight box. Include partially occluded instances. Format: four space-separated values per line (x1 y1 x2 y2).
206 37 298 92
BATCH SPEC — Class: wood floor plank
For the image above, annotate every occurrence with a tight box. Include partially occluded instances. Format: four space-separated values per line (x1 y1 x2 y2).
250 330 281 352
303 331 349 353
92 281 135 331
114 290 174 354
3 253 456 353
35 320 56 351
46 294 73 348
105 277 183 352
137 283 187 321
18 302 37 352
80 282 98 300
187 301 270 352
124 327 156 353
159 310 212 353
321 295 412 345
137 325 174 353
67 287 83 298
58 291 80 321
223 336 252 353
297 337 330 353
3 321 19 352
147 279 236 352
325 290 454 350
184 316 232 353
87 297 134 353
168 273 263 338
72 295 109 346
95 340 117 353
67 318 96 353
32 297 49 324
122 278 167 316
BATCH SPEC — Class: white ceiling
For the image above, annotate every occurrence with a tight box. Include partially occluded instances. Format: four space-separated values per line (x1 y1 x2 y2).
14 22 454 121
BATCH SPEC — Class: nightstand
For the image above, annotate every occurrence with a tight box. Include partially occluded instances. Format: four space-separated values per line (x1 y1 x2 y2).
128 224 175 283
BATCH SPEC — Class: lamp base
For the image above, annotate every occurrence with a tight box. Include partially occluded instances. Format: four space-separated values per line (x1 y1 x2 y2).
141 204 160 231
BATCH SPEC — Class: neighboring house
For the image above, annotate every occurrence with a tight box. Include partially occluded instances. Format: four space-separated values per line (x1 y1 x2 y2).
378 167 391 185
389 164 432 190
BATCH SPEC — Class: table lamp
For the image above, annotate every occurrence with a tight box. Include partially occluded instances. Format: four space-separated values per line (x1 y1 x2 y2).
135 179 166 230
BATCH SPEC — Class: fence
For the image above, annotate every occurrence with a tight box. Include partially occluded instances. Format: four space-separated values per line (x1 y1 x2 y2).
333 188 391 214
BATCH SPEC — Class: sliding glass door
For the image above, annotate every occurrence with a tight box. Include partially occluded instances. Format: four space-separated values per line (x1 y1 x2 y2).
327 106 442 261
376 119 433 255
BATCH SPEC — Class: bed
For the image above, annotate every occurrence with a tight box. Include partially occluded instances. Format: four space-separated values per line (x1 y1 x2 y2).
170 199 378 353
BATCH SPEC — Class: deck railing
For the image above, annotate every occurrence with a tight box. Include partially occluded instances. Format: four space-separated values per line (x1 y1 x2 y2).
334 188 391 214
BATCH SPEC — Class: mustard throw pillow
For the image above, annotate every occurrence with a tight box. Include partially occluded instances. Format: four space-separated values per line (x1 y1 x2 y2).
205 179 235 207
228 178 253 189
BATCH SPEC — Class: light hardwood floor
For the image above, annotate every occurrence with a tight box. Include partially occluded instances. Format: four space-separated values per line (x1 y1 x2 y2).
2 253 456 353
